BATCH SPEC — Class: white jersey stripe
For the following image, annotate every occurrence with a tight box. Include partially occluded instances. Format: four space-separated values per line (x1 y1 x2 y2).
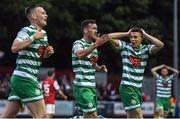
73 80 95 87
121 80 142 88
13 70 37 81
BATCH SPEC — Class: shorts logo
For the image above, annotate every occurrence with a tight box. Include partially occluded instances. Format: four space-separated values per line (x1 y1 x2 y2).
131 99 136 105
88 102 93 108
35 89 41 95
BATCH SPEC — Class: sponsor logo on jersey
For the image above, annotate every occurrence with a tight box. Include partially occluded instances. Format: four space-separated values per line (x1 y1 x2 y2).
162 80 168 87
90 55 98 64
129 55 142 66
38 45 46 57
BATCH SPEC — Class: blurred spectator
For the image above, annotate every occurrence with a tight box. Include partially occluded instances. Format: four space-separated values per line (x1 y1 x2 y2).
108 89 119 101
106 83 119 101
96 84 106 100
0 74 10 99
41 69 67 118
0 72 153 102
142 92 151 102
0 74 4 81
58 74 73 100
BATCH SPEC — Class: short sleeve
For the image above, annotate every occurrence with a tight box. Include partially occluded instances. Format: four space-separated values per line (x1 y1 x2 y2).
170 74 174 80
16 27 30 41
72 41 84 54
148 44 155 54
155 74 160 79
54 80 60 90
119 40 126 50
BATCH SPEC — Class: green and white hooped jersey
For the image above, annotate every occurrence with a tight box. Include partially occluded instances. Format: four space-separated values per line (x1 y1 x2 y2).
156 74 173 98
72 39 98 88
118 40 154 88
13 25 49 81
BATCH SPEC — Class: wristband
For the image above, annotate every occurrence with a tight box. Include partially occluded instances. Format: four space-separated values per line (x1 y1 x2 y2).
29 35 35 42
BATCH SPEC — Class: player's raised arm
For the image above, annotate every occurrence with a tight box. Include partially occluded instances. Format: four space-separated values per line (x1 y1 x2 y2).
43 46 54 58
57 89 67 100
75 34 110 59
108 29 131 48
11 30 44 53
151 64 165 77
108 31 129 39
74 42 97 59
94 64 107 72
166 65 179 78
141 29 164 54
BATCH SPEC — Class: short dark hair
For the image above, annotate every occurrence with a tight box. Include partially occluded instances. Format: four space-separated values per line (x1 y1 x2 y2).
162 66 168 70
47 68 55 76
81 19 96 31
130 27 143 36
25 4 44 17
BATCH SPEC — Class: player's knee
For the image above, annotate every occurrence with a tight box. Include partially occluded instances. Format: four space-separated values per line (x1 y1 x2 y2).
0 106 21 118
46 114 53 118
33 113 46 118
128 108 143 118
136 111 143 118
133 110 141 116
158 109 164 117
92 112 98 118
32 110 46 118
84 111 97 118
1 111 18 118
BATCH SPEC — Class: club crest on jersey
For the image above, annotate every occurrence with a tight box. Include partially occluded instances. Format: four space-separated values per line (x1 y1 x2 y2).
90 55 98 64
129 55 142 66
38 45 46 57
162 80 168 87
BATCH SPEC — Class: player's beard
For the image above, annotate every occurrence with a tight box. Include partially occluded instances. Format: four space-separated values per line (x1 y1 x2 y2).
92 38 96 43
91 34 97 43
89 36 96 43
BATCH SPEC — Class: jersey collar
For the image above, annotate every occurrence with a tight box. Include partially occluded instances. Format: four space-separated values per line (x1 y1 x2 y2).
81 38 93 44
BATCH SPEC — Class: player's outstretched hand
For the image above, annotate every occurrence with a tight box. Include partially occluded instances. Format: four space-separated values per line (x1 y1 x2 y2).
33 31 44 40
141 28 148 37
127 28 133 35
45 46 54 56
64 95 68 100
99 65 108 72
95 34 111 47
